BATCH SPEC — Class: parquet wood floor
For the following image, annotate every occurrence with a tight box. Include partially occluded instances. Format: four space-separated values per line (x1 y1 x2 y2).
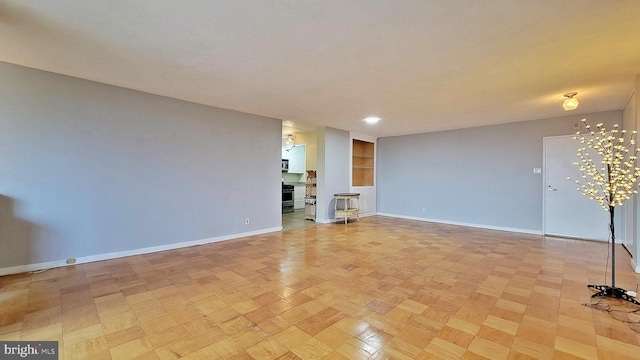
2 216 640 359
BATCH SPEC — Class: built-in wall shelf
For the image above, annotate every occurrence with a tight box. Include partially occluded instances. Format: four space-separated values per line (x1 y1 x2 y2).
352 139 375 186
351 134 377 216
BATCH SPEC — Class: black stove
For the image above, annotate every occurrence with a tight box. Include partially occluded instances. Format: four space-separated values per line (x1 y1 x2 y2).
282 184 294 213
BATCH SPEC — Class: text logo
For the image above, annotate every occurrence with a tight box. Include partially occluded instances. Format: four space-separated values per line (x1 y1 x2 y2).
1 342 57 359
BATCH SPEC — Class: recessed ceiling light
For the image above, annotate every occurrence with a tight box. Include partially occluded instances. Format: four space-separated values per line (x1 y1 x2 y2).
363 116 381 124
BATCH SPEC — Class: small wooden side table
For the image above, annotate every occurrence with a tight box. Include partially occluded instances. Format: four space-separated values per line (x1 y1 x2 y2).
334 193 360 224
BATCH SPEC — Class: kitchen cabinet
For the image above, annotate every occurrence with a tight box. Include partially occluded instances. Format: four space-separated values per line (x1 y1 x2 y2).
294 185 305 209
282 144 306 174
356 186 376 214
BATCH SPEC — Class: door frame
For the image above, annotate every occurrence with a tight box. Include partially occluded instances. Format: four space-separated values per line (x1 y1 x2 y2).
542 135 571 238
542 134 624 242
543 134 604 240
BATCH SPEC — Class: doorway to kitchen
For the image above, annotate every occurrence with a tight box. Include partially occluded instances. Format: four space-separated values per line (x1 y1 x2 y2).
281 121 318 231
281 144 309 231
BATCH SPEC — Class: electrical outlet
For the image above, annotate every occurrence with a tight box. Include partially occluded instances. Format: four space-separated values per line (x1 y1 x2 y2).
422 208 426 213
66 258 76 265
533 168 542 174
245 218 250 225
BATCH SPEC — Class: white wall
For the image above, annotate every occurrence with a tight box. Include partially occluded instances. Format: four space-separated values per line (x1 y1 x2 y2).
296 132 317 171
0 62 282 273
623 90 636 266
634 75 640 270
315 127 350 222
377 111 622 234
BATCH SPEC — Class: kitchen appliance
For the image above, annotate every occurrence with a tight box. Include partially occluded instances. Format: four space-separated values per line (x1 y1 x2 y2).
282 184 294 213
281 159 289 172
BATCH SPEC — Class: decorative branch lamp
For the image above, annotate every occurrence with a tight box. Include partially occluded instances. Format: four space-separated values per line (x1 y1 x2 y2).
570 119 640 305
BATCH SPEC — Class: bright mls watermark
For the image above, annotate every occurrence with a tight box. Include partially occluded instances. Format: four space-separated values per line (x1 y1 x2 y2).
1 341 57 359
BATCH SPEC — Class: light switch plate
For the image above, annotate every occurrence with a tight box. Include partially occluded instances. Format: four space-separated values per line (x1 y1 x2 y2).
533 168 542 174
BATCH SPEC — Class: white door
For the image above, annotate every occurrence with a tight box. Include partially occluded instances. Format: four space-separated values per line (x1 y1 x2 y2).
544 136 609 241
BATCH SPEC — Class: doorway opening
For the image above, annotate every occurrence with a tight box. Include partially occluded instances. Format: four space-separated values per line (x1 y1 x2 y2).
281 121 318 231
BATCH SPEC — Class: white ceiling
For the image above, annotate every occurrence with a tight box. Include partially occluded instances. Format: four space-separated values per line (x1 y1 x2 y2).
2 1 639 137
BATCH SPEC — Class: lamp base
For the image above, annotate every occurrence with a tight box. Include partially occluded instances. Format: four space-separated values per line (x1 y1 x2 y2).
588 284 640 306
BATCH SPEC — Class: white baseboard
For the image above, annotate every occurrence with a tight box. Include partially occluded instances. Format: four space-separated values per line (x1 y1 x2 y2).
0 227 282 277
632 257 640 274
375 212 543 235
359 212 376 218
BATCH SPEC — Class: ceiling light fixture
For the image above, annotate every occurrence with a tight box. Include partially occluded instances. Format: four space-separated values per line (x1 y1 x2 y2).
563 92 579 111
363 116 381 124
283 134 296 152
282 120 294 128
